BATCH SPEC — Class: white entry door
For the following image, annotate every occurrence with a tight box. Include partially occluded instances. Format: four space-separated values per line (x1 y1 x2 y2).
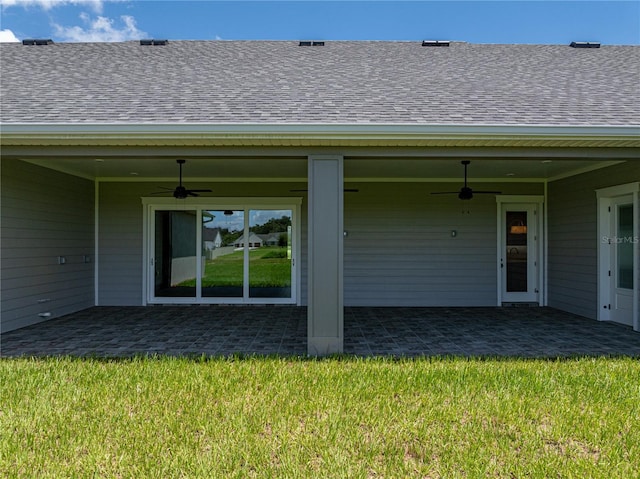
608 196 635 326
499 203 541 304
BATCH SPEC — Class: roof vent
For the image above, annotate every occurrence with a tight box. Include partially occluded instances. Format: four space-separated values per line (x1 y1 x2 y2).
570 41 601 48
422 40 450 47
140 39 168 46
22 39 54 46
299 41 325 46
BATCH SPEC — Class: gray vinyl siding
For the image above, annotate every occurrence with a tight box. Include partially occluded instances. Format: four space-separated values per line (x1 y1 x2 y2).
97 180 544 308
1 160 94 333
344 182 543 306
547 161 640 319
98 184 145 305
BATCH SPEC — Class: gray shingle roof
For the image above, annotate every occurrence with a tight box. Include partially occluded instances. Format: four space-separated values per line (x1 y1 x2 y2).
1 40 638 126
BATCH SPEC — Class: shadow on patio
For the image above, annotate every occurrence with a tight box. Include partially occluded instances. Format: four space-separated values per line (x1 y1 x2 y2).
1 306 639 358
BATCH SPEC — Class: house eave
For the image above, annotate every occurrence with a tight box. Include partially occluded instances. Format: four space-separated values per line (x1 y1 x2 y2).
1 123 639 148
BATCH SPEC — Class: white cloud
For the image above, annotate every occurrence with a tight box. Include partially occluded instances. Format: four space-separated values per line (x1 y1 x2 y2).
0 0 105 13
53 13 146 42
0 28 20 42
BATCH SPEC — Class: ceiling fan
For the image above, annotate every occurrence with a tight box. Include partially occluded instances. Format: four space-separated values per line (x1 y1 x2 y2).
431 161 501 200
151 159 212 199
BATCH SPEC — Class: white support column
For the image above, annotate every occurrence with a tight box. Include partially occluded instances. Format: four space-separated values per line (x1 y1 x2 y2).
307 155 344 355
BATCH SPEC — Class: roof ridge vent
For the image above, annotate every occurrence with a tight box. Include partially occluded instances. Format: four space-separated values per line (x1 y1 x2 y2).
299 41 325 46
570 41 601 48
22 39 54 46
422 40 450 47
140 39 168 46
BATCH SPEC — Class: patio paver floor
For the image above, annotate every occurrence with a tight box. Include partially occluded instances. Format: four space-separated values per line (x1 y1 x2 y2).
1 306 639 358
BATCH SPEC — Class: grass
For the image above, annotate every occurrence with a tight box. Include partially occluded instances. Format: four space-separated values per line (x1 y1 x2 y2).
1 356 639 478
180 247 291 288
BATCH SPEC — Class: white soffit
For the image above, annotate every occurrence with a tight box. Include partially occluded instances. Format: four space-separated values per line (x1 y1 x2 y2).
19 157 626 183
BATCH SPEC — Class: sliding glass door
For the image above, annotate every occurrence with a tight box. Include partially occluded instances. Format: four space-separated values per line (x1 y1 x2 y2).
154 210 197 298
249 209 292 299
147 201 298 304
201 210 244 298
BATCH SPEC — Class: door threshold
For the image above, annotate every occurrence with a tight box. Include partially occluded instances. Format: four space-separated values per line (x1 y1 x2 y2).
501 302 540 307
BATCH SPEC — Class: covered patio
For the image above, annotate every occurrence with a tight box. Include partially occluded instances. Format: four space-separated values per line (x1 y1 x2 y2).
2 41 639 355
1 306 638 358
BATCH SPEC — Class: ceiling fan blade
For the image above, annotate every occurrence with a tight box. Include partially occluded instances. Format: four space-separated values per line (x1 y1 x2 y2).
430 191 460 195
473 191 502 194
186 189 212 193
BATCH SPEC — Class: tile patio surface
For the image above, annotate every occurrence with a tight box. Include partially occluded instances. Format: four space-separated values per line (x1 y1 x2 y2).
1 306 639 358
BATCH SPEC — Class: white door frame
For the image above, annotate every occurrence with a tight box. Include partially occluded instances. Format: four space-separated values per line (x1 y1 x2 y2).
596 183 639 331
141 197 302 306
496 196 545 306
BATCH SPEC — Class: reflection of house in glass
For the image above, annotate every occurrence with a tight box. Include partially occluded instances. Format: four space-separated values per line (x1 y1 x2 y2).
233 232 288 248
203 227 222 250
233 232 264 248
260 232 287 247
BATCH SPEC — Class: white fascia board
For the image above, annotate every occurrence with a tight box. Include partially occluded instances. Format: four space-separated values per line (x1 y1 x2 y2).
2 123 639 142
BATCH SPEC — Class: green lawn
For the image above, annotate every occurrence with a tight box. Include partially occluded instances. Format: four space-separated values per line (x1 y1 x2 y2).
1 356 639 478
180 247 291 288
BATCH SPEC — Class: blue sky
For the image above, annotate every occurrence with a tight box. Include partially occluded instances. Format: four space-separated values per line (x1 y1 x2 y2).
0 1 638 44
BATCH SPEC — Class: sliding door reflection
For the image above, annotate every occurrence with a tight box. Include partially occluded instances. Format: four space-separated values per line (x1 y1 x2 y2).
249 210 292 298
201 210 245 298
154 210 197 297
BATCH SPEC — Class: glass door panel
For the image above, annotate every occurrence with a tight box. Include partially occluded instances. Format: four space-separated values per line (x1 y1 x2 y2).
506 211 528 293
201 210 244 298
248 209 293 298
609 197 634 326
617 204 634 290
154 210 197 297
148 203 297 304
